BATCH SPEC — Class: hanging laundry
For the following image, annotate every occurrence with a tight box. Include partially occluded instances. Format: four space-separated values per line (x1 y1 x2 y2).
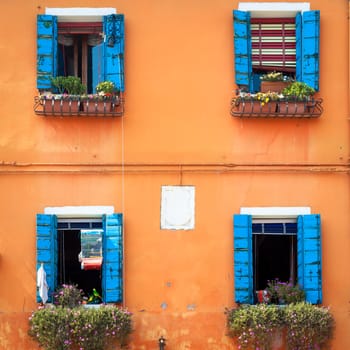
37 263 49 304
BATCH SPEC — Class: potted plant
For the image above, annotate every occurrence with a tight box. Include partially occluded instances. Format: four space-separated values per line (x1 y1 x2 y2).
285 302 335 350
226 303 285 349
41 76 86 114
83 80 119 114
280 81 316 114
232 91 280 114
266 279 305 305
260 71 293 93
226 302 335 350
28 284 133 350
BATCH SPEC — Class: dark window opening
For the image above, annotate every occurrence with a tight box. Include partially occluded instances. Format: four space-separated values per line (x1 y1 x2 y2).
58 229 102 299
57 23 103 93
253 221 297 302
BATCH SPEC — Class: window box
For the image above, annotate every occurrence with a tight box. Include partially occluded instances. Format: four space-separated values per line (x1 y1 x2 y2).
34 95 124 117
231 97 323 118
41 96 81 114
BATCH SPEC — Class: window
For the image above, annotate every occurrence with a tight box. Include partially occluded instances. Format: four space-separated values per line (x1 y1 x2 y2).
36 213 123 303
253 220 297 293
233 4 320 93
251 17 296 72
233 213 322 304
37 10 124 93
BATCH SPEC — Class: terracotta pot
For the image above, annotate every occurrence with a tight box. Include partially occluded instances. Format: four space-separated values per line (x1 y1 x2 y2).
279 100 306 114
83 100 112 114
261 81 291 93
237 100 277 114
43 99 80 114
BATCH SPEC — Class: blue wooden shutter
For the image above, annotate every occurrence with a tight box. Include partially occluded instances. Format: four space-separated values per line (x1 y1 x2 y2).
102 213 123 303
297 214 322 304
91 43 105 93
36 214 57 302
37 15 57 90
233 214 253 304
301 11 320 91
233 10 253 92
295 11 320 91
103 14 125 92
295 13 302 82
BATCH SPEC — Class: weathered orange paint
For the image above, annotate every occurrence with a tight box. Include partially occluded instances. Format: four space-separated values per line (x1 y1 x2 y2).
0 0 349 349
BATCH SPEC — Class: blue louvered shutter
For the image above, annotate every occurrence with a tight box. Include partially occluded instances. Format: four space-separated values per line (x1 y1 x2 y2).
233 10 253 92
37 15 57 90
233 214 253 304
36 214 58 302
297 214 322 304
295 13 302 82
301 11 320 91
295 11 320 91
103 14 125 92
102 213 123 303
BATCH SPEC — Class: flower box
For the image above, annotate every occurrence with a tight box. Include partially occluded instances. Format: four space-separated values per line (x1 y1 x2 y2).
83 100 113 114
35 95 124 117
43 98 81 114
278 100 306 114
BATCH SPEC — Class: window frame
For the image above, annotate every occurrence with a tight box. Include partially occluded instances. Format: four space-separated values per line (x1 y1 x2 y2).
233 210 322 305
36 9 125 93
233 3 320 93
36 212 123 304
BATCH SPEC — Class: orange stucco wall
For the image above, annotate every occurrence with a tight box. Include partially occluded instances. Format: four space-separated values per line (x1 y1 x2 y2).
0 0 349 349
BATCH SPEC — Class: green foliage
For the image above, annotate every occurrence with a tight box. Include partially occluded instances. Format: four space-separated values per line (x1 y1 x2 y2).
285 302 335 350
51 76 86 95
282 81 315 99
28 305 132 350
96 81 117 94
226 304 284 349
260 71 285 81
266 279 305 305
226 302 335 350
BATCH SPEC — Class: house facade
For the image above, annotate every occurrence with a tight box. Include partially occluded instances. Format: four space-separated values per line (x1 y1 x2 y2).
0 0 349 349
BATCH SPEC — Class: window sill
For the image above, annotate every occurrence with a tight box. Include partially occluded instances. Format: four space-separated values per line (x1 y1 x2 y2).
231 98 323 118
34 96 124 117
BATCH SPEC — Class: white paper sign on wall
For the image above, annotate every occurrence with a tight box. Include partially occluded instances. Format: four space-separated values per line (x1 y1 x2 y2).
161 186 195 230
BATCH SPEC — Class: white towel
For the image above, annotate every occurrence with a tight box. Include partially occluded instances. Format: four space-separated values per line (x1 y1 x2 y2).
37 263 49 304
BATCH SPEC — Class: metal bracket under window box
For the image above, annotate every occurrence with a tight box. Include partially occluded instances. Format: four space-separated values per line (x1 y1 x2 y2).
34 96 124 117
231 98 323 118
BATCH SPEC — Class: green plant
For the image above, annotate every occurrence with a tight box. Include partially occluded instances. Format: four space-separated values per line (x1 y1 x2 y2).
226 304 284 349
28 306 74 350
282 81 315 99
226 303 335 350
231 91 280 107
96 80 116 94
266 279 305 304
28 304 133 350
51 76 86 95
285 302 335 350
260 71 285 81
255 91 280 106
53 284 84 308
